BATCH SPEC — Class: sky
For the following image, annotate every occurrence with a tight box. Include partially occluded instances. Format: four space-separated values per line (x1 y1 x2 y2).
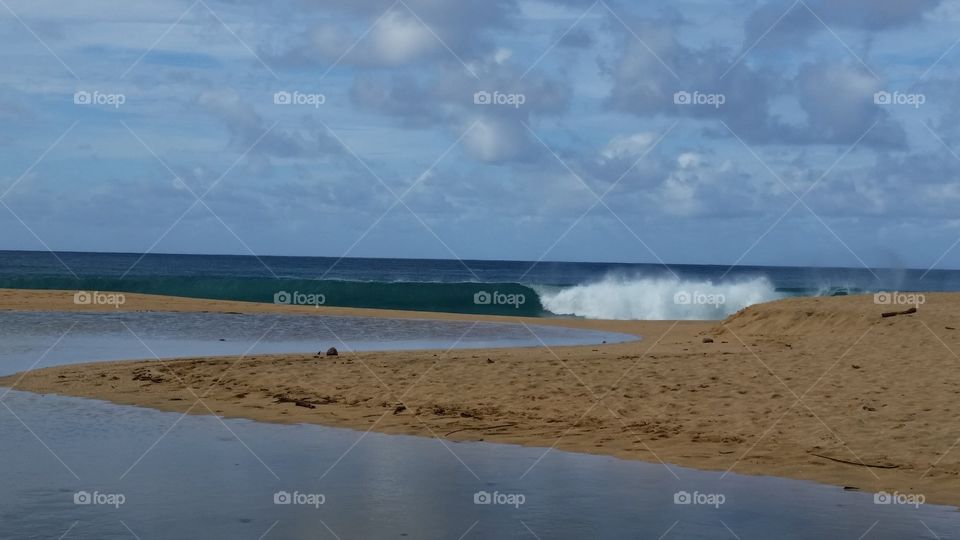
1 0 960 270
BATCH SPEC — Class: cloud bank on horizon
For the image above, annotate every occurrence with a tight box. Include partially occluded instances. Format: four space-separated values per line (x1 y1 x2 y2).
1 0 959 270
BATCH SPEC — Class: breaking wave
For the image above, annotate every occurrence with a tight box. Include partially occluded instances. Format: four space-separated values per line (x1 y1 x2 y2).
537 276 783 320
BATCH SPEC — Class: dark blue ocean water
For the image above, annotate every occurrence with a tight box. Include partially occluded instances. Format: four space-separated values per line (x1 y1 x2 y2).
1 250 958 319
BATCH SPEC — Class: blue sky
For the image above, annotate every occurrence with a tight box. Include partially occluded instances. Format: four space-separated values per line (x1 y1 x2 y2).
2 0 960 269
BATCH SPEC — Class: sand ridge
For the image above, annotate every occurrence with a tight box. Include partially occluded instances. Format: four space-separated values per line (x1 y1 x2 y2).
2 289 960 506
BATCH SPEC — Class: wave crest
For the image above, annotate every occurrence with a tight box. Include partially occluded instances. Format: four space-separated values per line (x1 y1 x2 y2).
537 276 782 320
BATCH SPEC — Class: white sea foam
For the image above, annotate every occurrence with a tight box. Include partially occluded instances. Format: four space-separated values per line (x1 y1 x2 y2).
537 275 782 320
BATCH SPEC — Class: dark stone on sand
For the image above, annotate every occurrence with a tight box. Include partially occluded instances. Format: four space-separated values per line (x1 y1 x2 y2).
702 337 714 343
274 394 319 409
393 404 407 414
881 307 917 318
486 358 494 364
325 347 338 356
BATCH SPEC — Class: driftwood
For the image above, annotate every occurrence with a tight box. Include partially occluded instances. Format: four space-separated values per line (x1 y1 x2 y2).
275 396 316 409
809 452 900 469
881 307 917 318
274 394 335 409
444 424 516 437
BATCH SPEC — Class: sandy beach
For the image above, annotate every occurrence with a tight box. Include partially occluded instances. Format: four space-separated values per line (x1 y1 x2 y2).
2 288 958 506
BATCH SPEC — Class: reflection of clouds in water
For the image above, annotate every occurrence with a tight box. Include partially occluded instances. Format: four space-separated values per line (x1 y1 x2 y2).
1 388 957 539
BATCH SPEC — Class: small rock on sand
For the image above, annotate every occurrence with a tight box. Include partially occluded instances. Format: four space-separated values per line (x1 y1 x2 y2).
325 347 338 356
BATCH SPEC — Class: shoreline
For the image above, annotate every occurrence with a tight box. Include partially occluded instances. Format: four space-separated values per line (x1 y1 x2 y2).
2 289 959 506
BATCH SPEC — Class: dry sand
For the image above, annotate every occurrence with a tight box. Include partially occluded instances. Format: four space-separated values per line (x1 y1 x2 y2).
2 288 959 506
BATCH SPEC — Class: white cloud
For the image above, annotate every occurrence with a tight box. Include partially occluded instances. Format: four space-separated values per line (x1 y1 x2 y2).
600 132 657 161
369 10 438 65
462 117 532 162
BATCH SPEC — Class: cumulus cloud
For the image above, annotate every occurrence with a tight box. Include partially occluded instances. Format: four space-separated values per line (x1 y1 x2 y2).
603 11 909 148
600 133 658 162
5 0 960 265
349 51 572 163
743 0 943 50
196 89 342 158
267 0 520 68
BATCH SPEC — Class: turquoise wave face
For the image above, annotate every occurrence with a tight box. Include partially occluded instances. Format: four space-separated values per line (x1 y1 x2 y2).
0 276 546 317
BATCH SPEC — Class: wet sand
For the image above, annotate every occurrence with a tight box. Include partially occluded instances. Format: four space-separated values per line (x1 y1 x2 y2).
2 288 959 505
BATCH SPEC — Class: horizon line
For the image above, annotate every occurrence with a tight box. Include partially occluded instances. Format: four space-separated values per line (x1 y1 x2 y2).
0 249 954 274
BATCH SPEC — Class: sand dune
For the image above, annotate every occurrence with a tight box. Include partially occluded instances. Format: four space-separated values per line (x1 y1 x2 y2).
1 289 958 506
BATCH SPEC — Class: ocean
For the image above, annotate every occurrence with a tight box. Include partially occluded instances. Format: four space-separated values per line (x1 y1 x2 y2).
1 250 957 319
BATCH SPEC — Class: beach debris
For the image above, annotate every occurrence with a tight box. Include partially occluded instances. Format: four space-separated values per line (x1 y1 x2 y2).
881 307 917 318
274 395 316 409
444 423 516 437
393 404 406 414
946 326 956 330
274 393 335 409
809 452 899 469
131 368 165 384
325 347 339 356
486 358 495 364
702 337 714 343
